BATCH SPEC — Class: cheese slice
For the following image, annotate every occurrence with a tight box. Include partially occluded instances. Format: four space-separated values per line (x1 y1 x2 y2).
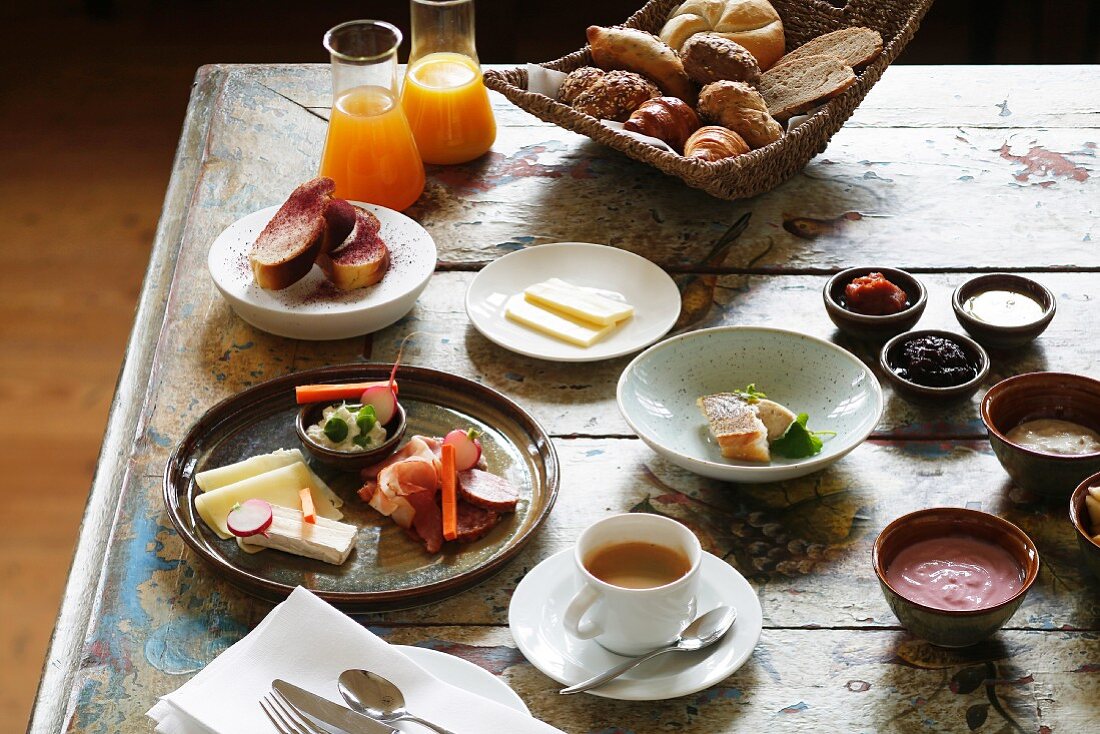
195 449 342 508
505 293 616 347
195 463 342 539
524 278 634 326
239 504 357 565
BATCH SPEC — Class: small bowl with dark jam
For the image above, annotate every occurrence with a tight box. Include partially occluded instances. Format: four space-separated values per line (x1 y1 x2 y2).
880 329 989 402
952 273 1056 349
823 266 927 340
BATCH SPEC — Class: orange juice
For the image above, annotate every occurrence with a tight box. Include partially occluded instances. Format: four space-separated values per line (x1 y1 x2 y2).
402 52 496 165
319 85 425 211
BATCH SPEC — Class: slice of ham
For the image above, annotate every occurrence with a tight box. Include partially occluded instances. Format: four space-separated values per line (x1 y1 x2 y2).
457 469 518 512
361 436 439 480
404 489 444 553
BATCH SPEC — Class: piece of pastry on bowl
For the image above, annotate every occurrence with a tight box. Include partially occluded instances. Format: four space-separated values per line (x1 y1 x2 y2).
586 25 696 104
660 0 786 71
569 68 661 122
681 34 761 86
697 80 783 148
623 96 701 153
683 125 750 162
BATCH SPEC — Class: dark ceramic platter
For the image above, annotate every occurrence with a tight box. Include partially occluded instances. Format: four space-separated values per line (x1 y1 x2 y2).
164 364 559 611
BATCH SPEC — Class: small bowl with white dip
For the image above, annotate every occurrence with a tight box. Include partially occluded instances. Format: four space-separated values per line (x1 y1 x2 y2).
296 400 407 472
981 372 1100 497
952 274 1055 349
872 507 1039 647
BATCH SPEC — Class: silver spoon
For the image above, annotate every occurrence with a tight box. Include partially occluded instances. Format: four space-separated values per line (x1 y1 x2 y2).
558 605 737 695
338 669 456 734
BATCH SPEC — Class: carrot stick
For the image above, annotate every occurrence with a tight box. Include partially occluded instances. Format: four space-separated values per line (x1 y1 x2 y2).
441 443 458 541
299 487 316 524
295 382 390 404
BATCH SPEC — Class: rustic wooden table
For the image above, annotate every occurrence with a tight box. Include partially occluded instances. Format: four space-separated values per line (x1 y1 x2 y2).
29 64 1100 733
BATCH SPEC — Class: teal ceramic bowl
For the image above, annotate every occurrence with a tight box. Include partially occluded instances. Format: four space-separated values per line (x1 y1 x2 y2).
616 326 883 483
873 507 1040 648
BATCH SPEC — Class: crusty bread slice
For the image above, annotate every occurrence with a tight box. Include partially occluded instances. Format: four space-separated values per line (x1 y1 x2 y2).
774 27 883 70
322 198 357 253
757 54 856 120
250 177 335 290
698 393 769 462
325 207 389 291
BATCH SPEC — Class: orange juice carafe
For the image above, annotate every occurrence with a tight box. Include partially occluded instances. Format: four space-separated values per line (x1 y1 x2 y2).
319 20 425 211
401 0 496 165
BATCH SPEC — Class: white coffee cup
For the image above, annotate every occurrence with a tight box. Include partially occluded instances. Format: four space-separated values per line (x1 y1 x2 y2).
562 513 702 656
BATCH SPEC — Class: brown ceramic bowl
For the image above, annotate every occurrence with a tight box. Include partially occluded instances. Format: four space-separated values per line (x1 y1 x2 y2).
823 266 927 340
952 274 1056 349
1069 472 1100 581
296 401 407 472
872 507 1039 647
981 372 1100 497
879 329 990 402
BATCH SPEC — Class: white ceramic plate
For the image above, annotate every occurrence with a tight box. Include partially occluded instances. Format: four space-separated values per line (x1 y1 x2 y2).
508 550 762 701
398 646 528 713
465 243 681 362
208 202 436 340
618 326 884 483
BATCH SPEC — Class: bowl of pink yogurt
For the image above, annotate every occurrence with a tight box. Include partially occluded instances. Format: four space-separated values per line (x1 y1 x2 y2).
872 507 1039 647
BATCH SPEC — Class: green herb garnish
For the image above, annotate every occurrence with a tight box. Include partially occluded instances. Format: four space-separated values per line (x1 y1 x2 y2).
356 405 377 435
770 413 836 459
324 416 349 443
733 384 767 403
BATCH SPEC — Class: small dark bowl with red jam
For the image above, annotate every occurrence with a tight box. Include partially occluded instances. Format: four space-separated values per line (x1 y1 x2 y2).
873 507 1039 647
823 267 927 340
1069 471 1100 581
880 329 989 402
952 273 1056 350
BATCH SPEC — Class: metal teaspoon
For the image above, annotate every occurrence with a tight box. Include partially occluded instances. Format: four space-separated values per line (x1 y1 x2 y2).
558 605 737 695
338 669 456 734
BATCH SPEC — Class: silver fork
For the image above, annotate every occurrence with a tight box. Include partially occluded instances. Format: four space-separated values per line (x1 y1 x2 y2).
260 690 327 734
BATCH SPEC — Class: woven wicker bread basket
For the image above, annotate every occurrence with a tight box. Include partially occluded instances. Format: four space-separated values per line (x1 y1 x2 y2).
483 0 936 200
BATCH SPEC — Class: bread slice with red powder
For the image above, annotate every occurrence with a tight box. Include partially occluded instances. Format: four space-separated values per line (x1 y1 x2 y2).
324 206 390 291
250 177 338 290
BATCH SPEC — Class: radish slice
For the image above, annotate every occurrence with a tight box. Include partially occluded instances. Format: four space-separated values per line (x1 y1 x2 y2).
227 499 274 538
361 385 398 425
443 428 482 471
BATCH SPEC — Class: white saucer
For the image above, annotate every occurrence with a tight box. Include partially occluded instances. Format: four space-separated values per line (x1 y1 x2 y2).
508 550 762 700
465 243 681 362
208 202 436 340
397 645 528 713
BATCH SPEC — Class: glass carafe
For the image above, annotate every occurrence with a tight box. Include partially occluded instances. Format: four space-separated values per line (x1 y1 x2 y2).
319 20 425 211
401 0 496 165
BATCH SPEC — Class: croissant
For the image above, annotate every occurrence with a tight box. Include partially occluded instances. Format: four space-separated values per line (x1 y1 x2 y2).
623 97 701 153
684 125 750 162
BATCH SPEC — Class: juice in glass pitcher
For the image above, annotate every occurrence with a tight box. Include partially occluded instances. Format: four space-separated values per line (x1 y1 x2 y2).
401 0 496 165
319 20 425 211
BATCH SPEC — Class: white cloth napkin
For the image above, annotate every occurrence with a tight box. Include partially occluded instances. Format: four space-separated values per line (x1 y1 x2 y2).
147 586 563 734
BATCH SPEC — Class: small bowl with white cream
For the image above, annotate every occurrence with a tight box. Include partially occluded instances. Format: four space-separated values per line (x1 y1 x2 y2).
296 400 407 472
981 372 1100 497
872 507 1039 648
952 274 1055 349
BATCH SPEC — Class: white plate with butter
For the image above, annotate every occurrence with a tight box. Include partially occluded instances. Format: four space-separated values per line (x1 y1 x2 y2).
465 243 681 362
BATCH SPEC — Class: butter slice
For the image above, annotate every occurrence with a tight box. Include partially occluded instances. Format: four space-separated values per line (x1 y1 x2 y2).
505 293 616 347
239 504 357 565
195 462 342 539
524 278 634 326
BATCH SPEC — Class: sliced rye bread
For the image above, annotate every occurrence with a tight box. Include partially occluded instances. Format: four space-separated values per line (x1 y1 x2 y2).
250 177 335 290
757 54 856 120
774 27 883 71
323 206 389 290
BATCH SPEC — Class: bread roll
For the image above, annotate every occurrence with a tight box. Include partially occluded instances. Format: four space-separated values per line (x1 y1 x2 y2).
681 34 761 85
559 66 606 105
586 25 696 104
660 0 785 70
697 80 783 149
684 126 750 162
571 70 661 122
623 97 701 153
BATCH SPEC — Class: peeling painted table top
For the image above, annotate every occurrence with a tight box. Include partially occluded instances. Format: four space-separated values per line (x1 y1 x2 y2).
30 65 1099 734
